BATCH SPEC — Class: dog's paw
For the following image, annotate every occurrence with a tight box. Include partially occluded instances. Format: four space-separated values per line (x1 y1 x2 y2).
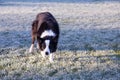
49 59 54 63
49 54 54 63
41 51 46 58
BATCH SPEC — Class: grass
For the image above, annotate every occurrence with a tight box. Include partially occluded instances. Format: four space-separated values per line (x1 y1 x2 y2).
111 43 120 58
114 50 120 58
0 1 120 80
0 49 119 80
48 69 58 77
0 65 4 70
84 43 96 51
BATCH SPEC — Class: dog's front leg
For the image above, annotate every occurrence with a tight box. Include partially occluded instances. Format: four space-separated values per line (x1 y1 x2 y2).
29 44 34 53
49 53 54 63
29 36 35 53
41 51 45 58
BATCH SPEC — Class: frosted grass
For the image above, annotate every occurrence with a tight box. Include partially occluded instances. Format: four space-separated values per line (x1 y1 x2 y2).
0 1 120 80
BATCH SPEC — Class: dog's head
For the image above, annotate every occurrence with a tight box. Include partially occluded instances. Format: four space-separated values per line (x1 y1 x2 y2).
37 30 58 55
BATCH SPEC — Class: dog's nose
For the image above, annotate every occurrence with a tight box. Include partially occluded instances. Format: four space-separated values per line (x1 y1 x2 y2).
45 52 49 55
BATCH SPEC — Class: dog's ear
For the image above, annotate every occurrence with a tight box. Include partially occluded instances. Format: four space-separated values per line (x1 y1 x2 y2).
32 20 38 35
53 36 59 43
32 20 38 31
40 22 49 30
32 20 38 27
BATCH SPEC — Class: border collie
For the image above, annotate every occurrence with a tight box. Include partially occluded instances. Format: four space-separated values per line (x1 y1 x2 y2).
29 12 59 62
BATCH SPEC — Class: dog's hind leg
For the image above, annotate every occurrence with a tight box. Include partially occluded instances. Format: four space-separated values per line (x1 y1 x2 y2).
37 43 39 49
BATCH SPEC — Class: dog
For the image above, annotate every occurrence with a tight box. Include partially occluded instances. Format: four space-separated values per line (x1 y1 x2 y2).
29 12 59 62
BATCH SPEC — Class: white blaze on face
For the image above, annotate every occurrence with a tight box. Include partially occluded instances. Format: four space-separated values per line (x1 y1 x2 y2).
41 40 54 62
45 40 50 54
41 40 50 55
40 30 55 61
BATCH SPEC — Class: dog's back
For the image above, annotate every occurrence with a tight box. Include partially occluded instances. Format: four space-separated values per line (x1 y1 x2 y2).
32 12 59 39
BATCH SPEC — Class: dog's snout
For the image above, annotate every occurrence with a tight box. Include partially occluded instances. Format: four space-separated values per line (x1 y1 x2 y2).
45 52 49 55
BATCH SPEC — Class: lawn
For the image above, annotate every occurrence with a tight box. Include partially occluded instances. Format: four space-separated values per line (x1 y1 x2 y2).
0 1 120 80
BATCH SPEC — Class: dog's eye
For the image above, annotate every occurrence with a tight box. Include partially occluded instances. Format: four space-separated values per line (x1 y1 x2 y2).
50 40 56 49
37 37 45 43
41 43 46 50
39 42 46 51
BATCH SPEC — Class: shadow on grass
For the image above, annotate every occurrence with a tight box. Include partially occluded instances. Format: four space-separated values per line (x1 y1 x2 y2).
59 28 120 51
0 30 31 48
0 28 119 51
0 28 120 51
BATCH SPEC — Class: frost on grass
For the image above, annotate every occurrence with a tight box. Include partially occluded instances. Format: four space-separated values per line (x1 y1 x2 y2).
0 49 119 80
0 1 120 80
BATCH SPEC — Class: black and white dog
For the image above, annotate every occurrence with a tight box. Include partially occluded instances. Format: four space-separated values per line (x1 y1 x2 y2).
29 12 59 62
